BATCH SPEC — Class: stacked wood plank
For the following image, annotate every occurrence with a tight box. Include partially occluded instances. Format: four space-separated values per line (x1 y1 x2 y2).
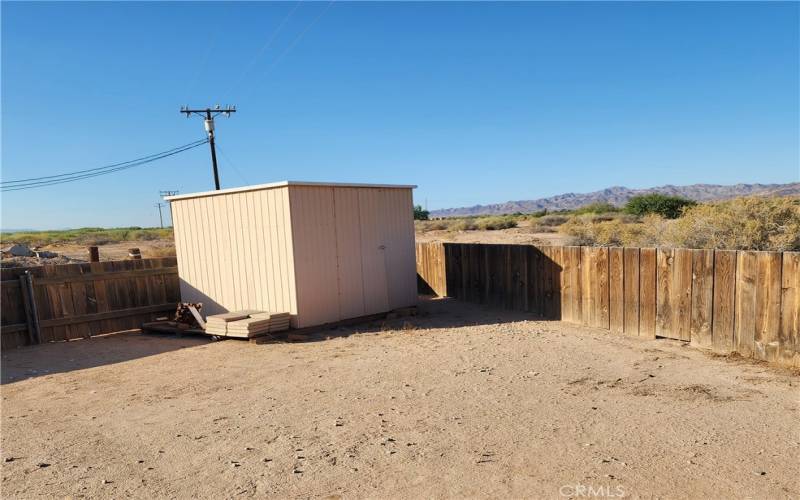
204 310 261 336
204 311 291 338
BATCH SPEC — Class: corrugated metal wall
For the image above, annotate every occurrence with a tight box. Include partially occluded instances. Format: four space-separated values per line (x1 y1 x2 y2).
289 185 417 327
171 183 416 329
171 186 297 318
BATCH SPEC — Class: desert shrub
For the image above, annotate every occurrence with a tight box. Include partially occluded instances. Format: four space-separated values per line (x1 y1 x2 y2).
560 197 800 251
560 215 647 246
450 219 478 231
1 227 173 247
475 216 517 231
660 196 800 251
415 220 449 232
413 205 430 221
146 246 177 258
572 202 621 215
536 214 569 227
624 193 696 219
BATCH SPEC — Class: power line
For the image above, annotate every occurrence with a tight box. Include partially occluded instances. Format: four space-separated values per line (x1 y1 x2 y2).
241 1 335 100
222 1 302 101
215 144 249 185
2 139 207 185
1 139 208 192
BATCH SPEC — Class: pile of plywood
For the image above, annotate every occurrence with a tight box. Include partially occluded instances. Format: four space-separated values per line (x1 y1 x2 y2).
205 310 291 338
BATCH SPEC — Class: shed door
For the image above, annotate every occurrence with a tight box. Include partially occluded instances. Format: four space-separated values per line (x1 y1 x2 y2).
359 189 390 314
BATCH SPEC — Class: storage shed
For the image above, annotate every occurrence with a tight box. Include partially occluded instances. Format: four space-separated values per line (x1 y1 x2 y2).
165 181 418 329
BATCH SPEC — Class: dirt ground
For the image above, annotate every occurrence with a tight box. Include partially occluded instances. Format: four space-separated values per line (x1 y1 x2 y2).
1 240 175 268
1 298 798 499
45 240 176 261
415 220 574 246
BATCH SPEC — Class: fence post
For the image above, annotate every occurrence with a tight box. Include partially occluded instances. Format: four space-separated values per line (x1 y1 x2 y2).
88 246 100 262
19 271 42 345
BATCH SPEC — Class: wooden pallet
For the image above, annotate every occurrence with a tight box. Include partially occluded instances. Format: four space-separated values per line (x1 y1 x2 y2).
140 321 209 338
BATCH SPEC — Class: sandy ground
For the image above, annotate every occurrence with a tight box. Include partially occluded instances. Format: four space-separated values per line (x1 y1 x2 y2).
45 240 176 261
415 220 574 246
1 298 798 499
1 241 175 268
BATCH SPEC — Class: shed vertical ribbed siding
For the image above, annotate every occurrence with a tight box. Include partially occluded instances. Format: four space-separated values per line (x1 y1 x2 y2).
171 186 296 318
288 186 341 327
380 187 417 309
334 188 367 320
289 185 417 327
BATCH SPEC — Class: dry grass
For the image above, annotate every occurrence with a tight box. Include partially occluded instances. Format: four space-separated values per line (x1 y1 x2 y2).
559 196 800 251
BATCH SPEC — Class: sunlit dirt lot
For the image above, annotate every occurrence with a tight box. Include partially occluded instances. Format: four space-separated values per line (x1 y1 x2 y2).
2 298 797 498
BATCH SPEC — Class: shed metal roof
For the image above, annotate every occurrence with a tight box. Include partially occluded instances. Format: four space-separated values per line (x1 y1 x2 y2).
164 181 417 202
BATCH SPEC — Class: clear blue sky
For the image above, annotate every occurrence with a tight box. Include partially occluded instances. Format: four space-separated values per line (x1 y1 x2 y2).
2 1 798 230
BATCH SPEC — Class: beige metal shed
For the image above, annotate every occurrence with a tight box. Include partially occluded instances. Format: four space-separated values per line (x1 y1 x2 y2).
166 181 418 329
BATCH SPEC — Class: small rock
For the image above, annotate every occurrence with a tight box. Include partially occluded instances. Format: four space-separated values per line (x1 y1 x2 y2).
754 471 767 476
101 479 111 485
293 468 303 474
4 457 16 463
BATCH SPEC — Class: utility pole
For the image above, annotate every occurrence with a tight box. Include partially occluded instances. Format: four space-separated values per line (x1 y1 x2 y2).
180 105 236 190
155 203 165 229
159 190 179 227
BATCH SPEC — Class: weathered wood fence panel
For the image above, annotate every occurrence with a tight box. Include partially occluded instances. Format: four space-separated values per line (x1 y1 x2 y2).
1 258 179 349
416 242 800 367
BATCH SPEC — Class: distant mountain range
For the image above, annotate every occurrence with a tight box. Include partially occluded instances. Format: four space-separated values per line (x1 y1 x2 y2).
430 182 800 218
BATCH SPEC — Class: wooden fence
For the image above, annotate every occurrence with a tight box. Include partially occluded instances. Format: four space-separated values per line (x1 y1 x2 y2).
1 258 180 349
416 242 799 367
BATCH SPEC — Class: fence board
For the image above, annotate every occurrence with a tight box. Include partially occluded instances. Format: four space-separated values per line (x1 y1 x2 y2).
640 249 658 339
672 249 693 341
623 248 640 336
581 247 593 327
656 249 673 339
690 249 714 349
735 251 757 358
779 252 800 366
1 257 179 349
754 252 782 362
609 247 624 334
413 243 797 366
596 247 610 329
712 250 737 353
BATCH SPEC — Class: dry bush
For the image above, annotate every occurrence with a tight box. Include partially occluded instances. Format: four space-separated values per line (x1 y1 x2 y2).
536 214 569 227
560 215 648 246
146 246 177 258
450 219 478 231
415 220 450 233
474 216 517 231
661 196 800 251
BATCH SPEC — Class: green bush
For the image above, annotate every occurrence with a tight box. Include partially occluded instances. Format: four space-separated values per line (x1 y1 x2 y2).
413 205 430 221
624 193 696 219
